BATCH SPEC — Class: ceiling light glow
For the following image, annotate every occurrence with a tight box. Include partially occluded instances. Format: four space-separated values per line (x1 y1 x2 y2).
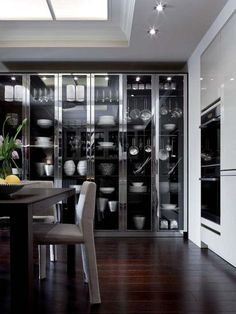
42 76 47 81
230 78 235 81
136 76 141 82
11 76 16 81
74 76 78 81
105 76 109 81
148 27 158 36
200 78 203 81
167 77 172 81
154 2 166 13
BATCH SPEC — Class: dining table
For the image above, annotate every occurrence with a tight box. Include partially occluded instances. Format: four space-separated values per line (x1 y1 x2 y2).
0 187 76 314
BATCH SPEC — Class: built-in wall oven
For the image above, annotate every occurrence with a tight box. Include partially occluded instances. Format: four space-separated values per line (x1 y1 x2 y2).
200 101 221 224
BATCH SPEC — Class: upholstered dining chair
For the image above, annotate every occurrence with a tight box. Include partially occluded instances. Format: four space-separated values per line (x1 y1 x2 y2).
26 181 58 279
33 181 101 304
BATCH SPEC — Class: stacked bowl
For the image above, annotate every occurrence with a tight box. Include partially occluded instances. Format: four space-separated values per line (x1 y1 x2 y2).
35 137 52 147
129 185 147 193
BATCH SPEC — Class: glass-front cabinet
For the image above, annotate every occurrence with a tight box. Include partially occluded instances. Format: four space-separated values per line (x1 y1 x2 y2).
92 74 121 230
158 75 186 231
126 75 153 231
27 74 57 181
0 73 187 235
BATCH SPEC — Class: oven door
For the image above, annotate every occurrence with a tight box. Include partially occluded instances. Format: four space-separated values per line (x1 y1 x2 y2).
200 176 220 224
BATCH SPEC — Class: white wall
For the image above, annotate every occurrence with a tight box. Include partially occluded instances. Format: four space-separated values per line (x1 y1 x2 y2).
187 0 236 247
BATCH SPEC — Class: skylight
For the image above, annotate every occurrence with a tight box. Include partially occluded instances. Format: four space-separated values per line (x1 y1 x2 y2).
0 0 108 21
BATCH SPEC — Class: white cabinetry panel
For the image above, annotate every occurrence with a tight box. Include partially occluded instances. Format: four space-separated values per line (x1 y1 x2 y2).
221 174 236 267
221 12 236 170
201 33 221 110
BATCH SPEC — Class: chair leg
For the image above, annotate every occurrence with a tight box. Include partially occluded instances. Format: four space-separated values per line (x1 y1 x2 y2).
81 244 89 283
50 244 57 262
82 241 101 304
38 245 47 280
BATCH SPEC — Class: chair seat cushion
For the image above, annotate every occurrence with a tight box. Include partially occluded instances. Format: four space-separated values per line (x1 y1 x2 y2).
33 223 84 244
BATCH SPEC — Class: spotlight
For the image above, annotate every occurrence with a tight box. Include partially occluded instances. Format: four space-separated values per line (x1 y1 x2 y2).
154 2 166 12
148 27 158 36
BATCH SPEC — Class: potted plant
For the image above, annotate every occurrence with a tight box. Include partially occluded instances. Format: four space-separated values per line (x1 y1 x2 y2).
0 116 27 178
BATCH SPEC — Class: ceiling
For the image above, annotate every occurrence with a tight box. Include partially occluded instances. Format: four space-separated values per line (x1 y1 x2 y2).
0 0 228 66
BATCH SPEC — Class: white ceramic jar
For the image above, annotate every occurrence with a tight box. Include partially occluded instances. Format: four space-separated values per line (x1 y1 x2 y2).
77 160 87 176
64 160 76 176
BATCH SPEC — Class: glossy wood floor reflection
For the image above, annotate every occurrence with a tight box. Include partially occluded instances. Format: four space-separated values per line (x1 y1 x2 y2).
1 230 236 313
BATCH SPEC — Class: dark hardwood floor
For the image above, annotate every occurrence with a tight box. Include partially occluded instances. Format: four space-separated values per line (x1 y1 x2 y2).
1 229 236 313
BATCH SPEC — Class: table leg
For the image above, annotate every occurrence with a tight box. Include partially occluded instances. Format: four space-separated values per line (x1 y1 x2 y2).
10 205 33 314
66 194 76 275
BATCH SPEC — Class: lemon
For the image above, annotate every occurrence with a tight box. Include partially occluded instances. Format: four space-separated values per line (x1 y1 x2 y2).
5 175 21 185
0 178 6 184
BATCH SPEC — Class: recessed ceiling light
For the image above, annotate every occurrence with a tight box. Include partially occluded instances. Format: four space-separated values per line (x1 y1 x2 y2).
148 27 159 36
200 78 203 81
74 76 78 81
131 94 134 97
11 76 16 81
167 77 172 81
136 76 141 82
210 78 214 81
154 2 166 13
230 78 235 81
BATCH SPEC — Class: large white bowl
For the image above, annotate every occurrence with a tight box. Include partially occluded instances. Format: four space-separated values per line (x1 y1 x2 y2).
100 187 115 194
163 124 176 131
37 119 53 128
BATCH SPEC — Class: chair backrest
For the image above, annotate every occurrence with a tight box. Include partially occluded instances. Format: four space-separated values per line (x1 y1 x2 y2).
26 181 55 217
76 181 96 239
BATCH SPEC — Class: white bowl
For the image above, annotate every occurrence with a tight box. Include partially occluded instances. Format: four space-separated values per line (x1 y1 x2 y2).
161 204 177 210
100 187 115 194
163 124 176 131
37 119 53 128
98 142 114 147
132 182 143 187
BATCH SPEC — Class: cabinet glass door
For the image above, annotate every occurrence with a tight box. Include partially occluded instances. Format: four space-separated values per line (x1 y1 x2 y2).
61 74 90 197
92 74 120 230
126 75 153 231
0 75 24 178
158 75 184 231
28 75 56 181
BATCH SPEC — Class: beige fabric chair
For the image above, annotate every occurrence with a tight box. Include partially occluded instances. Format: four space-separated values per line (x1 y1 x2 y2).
33 181 101 304
26 180 58 278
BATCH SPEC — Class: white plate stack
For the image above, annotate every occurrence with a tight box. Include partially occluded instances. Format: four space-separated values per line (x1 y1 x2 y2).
77 160 87 176
98 115 115 126
35 137 52 147
129 185 147 193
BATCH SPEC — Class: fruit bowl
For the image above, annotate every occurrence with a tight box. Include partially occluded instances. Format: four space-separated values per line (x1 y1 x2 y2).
0 184 24 196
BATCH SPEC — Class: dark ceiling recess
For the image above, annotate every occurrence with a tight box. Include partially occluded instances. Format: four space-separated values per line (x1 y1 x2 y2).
3 61 186 73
